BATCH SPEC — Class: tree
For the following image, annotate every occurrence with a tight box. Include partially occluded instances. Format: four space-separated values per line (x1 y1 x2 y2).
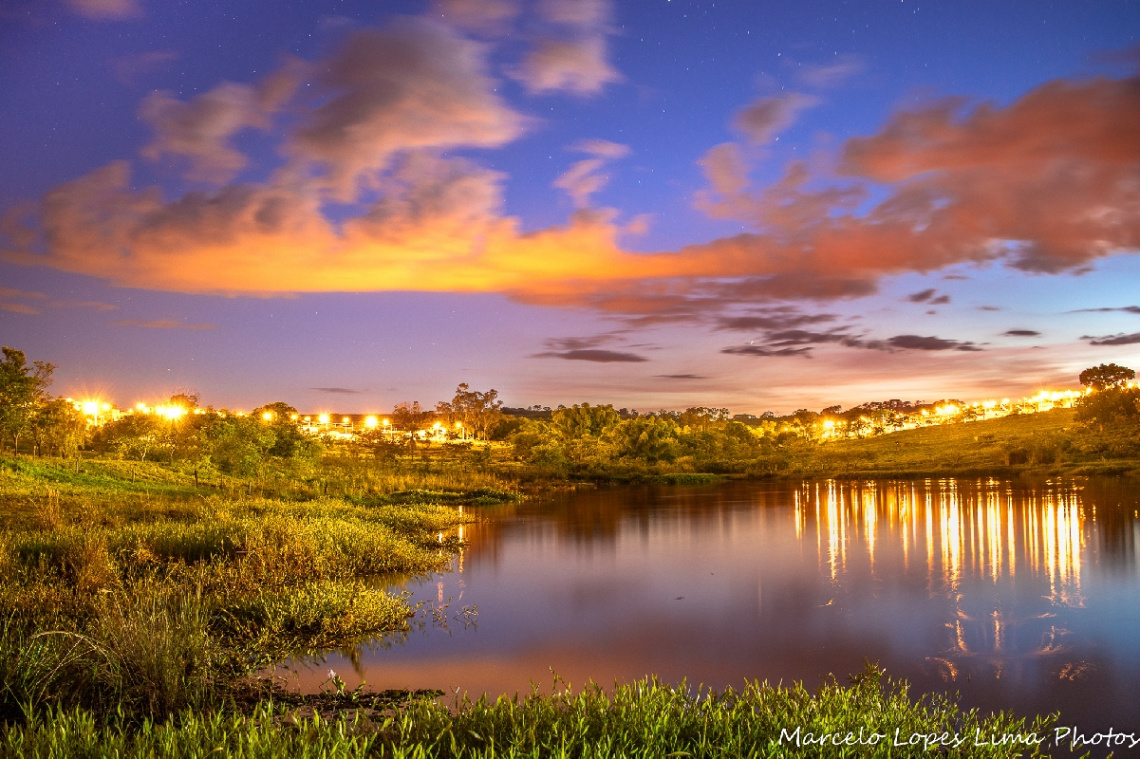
251 401 318 461
551 403 621 439
1079 363 1135 391
676 407 730 431
0 347 55 454
604 416 681 462
1077 386 1140 433
392 401 432 445
30 399 87 458
92 414 164 461
450 384 504 440
210 416 275 477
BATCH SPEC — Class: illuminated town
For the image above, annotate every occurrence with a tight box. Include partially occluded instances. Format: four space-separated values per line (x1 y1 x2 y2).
62 383 1136 443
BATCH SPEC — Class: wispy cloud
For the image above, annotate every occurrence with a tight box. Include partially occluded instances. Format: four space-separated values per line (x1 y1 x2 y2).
1072 305 1140 315
794 54 865 88
0 302 39 315
1003 329 1041 337
49 300 117 311
907 289 950 305
553 139 630 207
714 310 838 331
112 319 216 330
66 0 142 20
720 345 813 358
531 348 648 362
723 329 984 356
1084 332 1140 346
311 387 362 394
884 334 982 352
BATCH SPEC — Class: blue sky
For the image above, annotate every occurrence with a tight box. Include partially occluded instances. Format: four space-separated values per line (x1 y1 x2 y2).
2 0 1138 414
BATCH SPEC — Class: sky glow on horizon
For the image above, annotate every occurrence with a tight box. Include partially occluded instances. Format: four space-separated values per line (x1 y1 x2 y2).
1 0 1139 415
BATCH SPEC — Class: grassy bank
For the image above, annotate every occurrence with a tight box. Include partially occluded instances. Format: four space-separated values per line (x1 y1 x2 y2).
0 451 497 722
0 667 1067 758
792 408 1140 479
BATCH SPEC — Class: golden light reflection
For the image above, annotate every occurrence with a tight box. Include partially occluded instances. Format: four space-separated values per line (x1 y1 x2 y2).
802 479 1085 608
797 478 1089 681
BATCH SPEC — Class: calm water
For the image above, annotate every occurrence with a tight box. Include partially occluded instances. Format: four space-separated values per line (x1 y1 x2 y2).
293 477 1140 732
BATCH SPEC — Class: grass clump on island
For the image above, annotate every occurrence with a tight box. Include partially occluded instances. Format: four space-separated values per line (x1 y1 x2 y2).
0 665 1066 758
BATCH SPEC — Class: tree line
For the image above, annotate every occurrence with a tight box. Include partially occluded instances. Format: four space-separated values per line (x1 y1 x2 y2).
2 346 1137 475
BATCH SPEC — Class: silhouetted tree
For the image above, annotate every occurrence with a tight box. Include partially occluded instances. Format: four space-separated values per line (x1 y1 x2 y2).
392 401 432 447
1079 363 1135 391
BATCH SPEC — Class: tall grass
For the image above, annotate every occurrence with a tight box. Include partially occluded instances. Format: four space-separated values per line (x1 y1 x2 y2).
0 452 476 724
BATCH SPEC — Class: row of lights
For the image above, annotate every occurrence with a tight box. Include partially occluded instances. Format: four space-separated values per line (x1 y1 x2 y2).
72 382 1133 433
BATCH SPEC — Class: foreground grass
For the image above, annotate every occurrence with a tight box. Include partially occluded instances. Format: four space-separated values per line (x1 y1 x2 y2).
1 667 1070 758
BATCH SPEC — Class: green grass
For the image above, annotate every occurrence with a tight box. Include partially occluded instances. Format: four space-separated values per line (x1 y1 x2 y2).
0 666 1070 758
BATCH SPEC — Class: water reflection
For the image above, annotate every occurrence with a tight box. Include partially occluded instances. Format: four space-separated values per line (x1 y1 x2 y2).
798 478 1087 607
790 479 1100 690
288 477 1140 736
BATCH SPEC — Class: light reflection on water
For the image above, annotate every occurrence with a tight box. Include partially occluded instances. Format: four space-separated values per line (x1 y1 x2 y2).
286 477 1140 732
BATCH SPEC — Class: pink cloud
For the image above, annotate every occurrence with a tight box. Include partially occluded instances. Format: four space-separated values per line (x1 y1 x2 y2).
431 0 519 33
141 80 281 183
553 140 630 207
510 0 619 96
732 92 819 145
512 37 620 95
289 18 526 200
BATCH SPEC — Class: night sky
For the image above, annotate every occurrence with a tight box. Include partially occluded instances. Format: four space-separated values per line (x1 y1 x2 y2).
2 0 1139 415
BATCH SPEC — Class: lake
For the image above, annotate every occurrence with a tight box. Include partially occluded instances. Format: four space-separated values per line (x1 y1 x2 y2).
291 477 1140 733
